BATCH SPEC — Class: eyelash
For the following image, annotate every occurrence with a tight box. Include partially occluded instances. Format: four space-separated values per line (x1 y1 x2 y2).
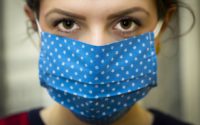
53 18 80 33
52 16 142 36
113 16 142 36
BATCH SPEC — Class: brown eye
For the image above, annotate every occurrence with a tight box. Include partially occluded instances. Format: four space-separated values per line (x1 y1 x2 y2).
120 19 133 29
62 20 75 29
113 17 139 34
57 19 80 33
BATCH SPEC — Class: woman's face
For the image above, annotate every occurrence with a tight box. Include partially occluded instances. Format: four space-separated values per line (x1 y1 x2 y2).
38 0 158 45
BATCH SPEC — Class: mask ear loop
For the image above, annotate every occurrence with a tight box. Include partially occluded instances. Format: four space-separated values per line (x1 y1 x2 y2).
153 20 164 38
34 13 42 37
26 20 40 50
153 20 164 54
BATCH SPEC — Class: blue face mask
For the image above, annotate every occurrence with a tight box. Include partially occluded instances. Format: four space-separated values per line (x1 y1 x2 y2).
36 19 163 124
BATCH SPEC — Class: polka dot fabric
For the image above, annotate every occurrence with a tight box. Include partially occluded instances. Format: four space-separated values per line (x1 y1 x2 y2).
39 31 157 123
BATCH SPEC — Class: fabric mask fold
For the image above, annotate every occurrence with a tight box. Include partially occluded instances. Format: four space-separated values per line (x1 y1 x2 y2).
40 71 156 98
36 16 163 124
45 83 152 117
39 32 156 84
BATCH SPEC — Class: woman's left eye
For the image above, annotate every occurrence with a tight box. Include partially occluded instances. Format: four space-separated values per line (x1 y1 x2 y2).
56 19 80 33
113 17 141 36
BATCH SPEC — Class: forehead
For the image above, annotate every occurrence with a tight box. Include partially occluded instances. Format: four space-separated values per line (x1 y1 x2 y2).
40 0 157 16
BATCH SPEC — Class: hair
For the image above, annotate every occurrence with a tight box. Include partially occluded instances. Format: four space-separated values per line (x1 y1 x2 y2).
27 1 192 18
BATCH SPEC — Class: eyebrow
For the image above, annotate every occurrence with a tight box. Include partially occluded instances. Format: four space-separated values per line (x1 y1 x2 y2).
45 7 150 21
45 8 86 20
107 7 150 20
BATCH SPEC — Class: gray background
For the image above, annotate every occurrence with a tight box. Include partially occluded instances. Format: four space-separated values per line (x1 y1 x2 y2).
0 0 199 124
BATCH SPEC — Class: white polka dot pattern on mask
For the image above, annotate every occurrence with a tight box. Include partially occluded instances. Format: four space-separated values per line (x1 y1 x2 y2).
39 31 157 121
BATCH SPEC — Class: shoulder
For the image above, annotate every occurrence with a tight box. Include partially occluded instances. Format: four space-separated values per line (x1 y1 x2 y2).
149 109 193 125
0 107 44 125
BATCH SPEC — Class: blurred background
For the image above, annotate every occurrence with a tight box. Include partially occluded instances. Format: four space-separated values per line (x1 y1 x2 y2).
0 0 199 124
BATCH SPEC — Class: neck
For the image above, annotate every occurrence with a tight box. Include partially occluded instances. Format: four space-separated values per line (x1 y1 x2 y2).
112 104 154 125
40 103 153 125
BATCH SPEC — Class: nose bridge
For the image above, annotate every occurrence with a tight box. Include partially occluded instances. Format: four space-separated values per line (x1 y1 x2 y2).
91 28 108 46
82 25 114 46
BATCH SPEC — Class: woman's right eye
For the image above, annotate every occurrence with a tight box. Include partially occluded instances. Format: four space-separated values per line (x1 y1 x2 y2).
55 19 80 33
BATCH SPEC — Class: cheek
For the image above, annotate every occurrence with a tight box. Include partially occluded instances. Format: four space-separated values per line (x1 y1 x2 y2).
135 19 157 36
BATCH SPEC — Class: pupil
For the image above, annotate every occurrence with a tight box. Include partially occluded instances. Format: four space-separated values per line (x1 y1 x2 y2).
63 20 74 29
121 19 132 29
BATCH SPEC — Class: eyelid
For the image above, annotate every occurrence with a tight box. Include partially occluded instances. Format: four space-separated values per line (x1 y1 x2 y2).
110 16 141 31
48 15 86 29
117 16 142 26
48 17 81 34
111 16 141 37
57 21 80 33
52 17 75 26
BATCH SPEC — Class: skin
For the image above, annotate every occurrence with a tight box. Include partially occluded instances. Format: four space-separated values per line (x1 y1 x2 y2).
24 0 161 124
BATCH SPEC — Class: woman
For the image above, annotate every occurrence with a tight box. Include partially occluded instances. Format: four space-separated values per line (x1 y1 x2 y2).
0 0 194 125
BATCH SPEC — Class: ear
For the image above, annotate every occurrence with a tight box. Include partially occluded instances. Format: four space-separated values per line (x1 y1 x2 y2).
24 4 37 31
155 6 177 54
160 5 177 33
